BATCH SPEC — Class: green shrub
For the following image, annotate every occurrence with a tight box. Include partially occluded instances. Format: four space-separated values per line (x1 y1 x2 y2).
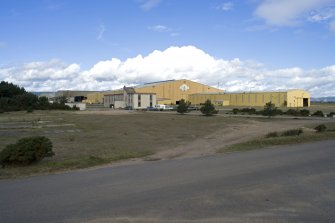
0 136 54 167
312 110 324 117
285 109 310 117
300 109 310 116
241 108 256 114
232 108 239 114
314 124 327 133
275 109 283 115
177 99 190 114
281 129 303 137
265 132 279 138
26 107 34 113
328 112 335 117
200 99 218 116
263 101 277 117
285 109 300 116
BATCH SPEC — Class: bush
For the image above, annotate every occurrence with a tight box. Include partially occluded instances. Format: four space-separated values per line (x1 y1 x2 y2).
314 124 327 133
300 109 310 116
281 129 303 137
263 101 277 117
0 136 54 167
285 109 300 116
312 110 324 117
328 112 335 117
177 99 190 114
275 109 283 115
26 107 34 113
241 108 256 114
200 99 218 116
265 132 279 138
232 108 239 114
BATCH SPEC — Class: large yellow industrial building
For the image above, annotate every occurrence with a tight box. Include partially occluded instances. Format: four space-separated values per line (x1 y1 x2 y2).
85 79 310 108
189 90 310 108
134 79 224 105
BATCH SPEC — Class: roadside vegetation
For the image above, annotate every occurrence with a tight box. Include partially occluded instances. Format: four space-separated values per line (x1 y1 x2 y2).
230 103 335 118
219 124 335 153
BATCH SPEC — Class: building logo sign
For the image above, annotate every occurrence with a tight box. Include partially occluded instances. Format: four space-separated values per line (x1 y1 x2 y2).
179 84 190 92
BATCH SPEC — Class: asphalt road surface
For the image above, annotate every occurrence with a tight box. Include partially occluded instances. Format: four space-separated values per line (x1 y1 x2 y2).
1 140 335 223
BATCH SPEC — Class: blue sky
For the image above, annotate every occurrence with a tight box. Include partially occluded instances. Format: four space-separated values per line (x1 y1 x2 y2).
1 0 335 96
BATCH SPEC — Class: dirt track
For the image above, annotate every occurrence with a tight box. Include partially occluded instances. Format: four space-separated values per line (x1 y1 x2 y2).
143 115 333 161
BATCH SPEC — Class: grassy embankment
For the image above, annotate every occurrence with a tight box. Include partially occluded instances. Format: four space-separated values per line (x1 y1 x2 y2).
218 102 335 153
219 125 335 153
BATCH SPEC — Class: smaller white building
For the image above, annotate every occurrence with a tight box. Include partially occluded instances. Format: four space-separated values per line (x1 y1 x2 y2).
65 103 86 110
104 87 156 109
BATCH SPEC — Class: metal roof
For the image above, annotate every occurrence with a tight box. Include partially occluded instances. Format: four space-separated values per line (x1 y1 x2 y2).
134 79 176 88
190 89 307 95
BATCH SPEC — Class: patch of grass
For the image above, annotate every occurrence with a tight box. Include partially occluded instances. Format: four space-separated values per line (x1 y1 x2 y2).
219 131 335 153
0 150 153 179
266 129 303 138
265 131 279 138
314 124 327 133
281 128 303 136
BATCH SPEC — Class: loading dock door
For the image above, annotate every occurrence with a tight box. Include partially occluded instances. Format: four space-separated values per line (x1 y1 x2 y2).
303 98 309 107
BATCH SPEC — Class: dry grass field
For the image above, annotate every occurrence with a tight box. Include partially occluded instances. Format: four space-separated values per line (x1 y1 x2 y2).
0 104 335 178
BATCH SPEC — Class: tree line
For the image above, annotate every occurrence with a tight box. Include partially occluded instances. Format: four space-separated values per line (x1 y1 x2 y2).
0 81 75 112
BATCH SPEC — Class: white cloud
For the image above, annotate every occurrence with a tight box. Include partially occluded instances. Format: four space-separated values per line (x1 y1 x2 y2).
254 0 335 26
148 24 180 36
1 46 335 97
148 25 169 32
308 7 335 22
138 0 162 11
217 2 234 11
97 24 106 41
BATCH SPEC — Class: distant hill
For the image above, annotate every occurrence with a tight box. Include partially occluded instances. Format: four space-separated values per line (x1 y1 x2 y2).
311 97 335 103
31 92 55 98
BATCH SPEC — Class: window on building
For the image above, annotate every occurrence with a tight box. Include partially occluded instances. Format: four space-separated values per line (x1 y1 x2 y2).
138 94 141 107
149 94 153 107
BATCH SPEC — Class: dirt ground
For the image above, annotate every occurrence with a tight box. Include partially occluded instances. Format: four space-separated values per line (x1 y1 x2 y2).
146 115 334 160
70 109 335 161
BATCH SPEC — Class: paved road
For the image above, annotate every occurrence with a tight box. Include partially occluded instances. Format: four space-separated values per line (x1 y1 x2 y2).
1 140 335 223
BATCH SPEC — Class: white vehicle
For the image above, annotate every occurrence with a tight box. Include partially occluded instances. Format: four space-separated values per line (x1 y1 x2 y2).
155 104 166 110
154 104 174 111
